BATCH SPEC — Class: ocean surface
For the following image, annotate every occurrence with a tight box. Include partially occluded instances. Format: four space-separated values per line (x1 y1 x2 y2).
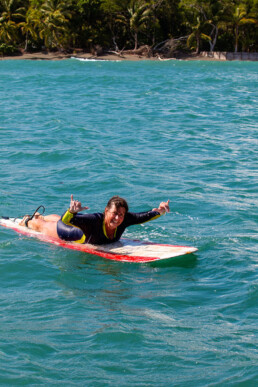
0 58 257 386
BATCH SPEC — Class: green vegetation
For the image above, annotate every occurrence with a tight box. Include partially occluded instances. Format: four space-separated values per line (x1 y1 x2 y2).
0 0 257 55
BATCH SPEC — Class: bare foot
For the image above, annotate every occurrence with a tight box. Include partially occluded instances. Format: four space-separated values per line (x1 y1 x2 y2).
19 215 31 226
34 212 44 220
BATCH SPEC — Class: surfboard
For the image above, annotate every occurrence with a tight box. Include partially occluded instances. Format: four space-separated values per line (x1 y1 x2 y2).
0 217 197 263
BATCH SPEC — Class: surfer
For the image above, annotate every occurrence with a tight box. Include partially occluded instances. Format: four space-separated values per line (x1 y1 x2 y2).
20 195 170 245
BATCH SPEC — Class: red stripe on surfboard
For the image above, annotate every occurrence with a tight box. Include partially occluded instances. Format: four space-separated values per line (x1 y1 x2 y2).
1 222 197 263
0 223 160 262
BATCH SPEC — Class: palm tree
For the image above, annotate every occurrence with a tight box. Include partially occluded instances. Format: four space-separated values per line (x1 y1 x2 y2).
100 0 128 51
0 17 17 43
0 0 24 44
187 16 211 54
232 5 257 52
128 0 152 50
38 0 72 50
19 6 41 50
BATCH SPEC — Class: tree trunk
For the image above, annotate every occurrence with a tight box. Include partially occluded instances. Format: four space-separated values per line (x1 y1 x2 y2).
196 32 200 54
134 32 138 50
24 31 28 52
112 36 119 52
235 25 239 52
209 25 218 51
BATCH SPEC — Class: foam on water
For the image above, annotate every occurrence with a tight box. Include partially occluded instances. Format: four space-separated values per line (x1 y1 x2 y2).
71 56 121 62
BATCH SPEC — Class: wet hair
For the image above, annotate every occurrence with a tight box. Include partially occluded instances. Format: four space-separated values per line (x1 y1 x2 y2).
106 196 129 213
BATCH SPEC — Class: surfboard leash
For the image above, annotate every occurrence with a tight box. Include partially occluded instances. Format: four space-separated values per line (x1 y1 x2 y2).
24 205 45 227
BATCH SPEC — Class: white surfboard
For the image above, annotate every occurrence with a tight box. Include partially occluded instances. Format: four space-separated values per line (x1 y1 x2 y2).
0 217 198 263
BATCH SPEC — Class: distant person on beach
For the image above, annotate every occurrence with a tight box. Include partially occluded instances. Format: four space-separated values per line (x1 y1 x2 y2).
20 195 170 245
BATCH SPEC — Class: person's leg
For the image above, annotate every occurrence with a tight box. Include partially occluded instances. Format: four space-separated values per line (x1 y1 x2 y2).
36 214 61 222
23 217 59 239
56 220 85 243
20 216 84 242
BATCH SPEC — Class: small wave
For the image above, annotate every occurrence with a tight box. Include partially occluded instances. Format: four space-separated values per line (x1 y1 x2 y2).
0 241 12 248
71 57 121 62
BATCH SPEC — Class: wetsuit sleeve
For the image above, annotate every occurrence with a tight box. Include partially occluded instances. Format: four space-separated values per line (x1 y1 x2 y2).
61 209 75 224
125 210 161 226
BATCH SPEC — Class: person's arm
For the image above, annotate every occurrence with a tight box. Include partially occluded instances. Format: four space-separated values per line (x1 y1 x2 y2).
126 200 170 226
60 209 75 225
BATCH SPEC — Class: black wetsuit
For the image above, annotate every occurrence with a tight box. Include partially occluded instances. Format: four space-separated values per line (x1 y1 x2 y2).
57 209 161 244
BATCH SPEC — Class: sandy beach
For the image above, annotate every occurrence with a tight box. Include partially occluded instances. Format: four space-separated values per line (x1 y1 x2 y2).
0 50 158 61
2 49 257 62
0 50 224 62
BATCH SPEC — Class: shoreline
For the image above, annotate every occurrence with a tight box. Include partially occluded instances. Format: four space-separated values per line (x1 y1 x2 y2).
0 51 228 62
1 51 257 62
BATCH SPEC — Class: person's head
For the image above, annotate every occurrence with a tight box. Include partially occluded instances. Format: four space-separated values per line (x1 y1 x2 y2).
104 196 128 231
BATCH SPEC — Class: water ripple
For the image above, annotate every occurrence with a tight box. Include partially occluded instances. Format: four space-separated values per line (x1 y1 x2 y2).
0 59 257 385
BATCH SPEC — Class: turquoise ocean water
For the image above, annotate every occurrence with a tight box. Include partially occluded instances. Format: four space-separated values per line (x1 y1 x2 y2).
0 58 257 386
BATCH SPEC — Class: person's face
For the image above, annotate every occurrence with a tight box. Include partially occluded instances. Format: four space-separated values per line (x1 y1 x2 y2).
104 204 126 231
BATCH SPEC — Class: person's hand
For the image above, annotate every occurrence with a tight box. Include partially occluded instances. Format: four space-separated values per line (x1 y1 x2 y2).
69 194 89 214
152 199 170 215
